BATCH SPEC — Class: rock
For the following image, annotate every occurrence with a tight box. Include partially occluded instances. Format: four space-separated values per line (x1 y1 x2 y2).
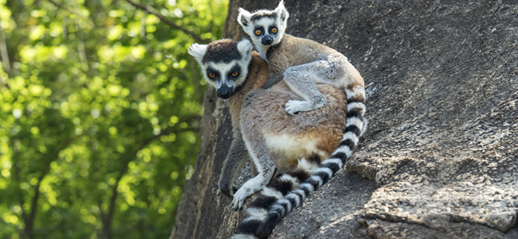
171 1 518 238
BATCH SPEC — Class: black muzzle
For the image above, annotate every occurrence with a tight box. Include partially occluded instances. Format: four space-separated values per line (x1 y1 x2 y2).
217 84 233 99
262 35 273 45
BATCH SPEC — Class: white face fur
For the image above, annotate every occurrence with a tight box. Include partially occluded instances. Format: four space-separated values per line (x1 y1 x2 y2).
238 1 289 58
188 39 253 99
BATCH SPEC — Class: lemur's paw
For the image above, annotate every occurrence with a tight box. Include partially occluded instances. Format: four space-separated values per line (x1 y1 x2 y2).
285 100 314 115
232 187 252 210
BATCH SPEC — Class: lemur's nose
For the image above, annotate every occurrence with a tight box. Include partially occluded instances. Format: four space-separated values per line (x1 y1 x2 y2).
262 35 273 45
217 84 233 99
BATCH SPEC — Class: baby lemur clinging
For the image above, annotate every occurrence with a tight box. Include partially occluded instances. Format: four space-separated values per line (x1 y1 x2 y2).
238 1 367 133
189 39 364 239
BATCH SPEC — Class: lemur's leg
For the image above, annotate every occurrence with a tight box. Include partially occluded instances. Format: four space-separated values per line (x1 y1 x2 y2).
233 124 277 210
283 60 338 115
218 134 250 198
262 72 284 89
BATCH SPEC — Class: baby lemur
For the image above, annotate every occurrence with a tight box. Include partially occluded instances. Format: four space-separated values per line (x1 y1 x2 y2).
189 39 363 238
238 1 367 133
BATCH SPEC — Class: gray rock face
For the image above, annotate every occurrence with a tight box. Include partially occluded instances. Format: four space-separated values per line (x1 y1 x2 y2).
172 0 518 238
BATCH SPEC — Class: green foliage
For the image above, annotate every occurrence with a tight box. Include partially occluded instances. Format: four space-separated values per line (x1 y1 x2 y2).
0 0 227 238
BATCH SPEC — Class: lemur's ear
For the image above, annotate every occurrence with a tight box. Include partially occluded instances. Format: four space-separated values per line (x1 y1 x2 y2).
237 39 253 56
275 0 289 22
188 43 207 64
237 8 252 28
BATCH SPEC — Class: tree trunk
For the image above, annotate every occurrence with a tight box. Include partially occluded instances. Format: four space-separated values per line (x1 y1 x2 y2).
171 0 518 238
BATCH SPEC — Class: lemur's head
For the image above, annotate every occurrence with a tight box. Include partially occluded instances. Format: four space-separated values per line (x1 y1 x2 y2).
238 1 289 48
188 39 253 99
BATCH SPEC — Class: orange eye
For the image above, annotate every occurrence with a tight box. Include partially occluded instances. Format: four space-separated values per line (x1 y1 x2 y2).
271 28 277 33
231 71 239 77
255 29 262 36
208 73 216 78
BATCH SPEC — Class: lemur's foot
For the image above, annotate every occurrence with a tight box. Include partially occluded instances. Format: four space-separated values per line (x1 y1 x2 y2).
285 100 326 115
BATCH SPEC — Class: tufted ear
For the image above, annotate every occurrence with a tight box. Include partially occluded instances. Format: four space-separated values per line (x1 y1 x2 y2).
188 43 207 64
237 39 253 56
275 0 289 22
237 8 252 29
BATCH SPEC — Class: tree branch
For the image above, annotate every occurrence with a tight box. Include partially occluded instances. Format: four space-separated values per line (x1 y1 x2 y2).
22 174 45 239
22 137 77 239
100 174 122 239
47 0 82 16
124 0 209 44
0 17 11 74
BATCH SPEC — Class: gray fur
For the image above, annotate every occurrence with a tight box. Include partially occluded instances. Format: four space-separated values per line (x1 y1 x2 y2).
238 1 367 128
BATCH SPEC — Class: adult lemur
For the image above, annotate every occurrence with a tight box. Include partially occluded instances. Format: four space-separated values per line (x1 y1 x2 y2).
189 39 363 238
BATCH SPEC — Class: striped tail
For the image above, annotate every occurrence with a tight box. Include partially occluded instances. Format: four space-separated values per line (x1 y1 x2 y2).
232 157 320 239
255 107 366 239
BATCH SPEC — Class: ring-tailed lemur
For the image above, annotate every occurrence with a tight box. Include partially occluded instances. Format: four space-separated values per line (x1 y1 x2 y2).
237 1 367 131
189 39 364 239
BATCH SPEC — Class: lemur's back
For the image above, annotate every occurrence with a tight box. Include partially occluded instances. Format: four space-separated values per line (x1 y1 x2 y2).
268 34 338 70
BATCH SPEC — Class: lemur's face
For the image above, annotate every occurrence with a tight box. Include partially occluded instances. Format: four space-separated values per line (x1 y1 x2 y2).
238 1 289 47
188 39 253 99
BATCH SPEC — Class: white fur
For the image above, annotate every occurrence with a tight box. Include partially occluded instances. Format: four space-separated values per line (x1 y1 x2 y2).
264 133 320 163
298 157 319 171
345 85 366 100
206 61 247 90
360 118 369 137
270 204 286 216
261 186 284 200
233 174 267 209
277 199 292 212
347 102 366 114
245 207 268 221
286 193 301 207
342 131 359 145
300 183 315 193
293 189 307 200
313 167 333 179
346 116 364 128
285 100 313 115
334 145 353 158
187 43 207 64
191 39 252 94
278 174 300 187
237 39 253 55
232 234 257 239
322 158 343 168
309 175 323 187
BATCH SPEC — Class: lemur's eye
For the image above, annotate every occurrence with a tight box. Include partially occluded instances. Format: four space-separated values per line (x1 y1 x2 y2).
231 71 239 77
271 28 278 34
208 73 216 78
255 29 262 36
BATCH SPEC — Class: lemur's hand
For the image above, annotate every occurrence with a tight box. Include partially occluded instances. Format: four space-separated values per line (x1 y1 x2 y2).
232 186 253 210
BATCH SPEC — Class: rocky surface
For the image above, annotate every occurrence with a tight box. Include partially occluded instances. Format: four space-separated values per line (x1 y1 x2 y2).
171 0 518 238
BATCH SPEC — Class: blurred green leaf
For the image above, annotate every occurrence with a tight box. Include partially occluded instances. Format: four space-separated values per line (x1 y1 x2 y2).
0 0 228 238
